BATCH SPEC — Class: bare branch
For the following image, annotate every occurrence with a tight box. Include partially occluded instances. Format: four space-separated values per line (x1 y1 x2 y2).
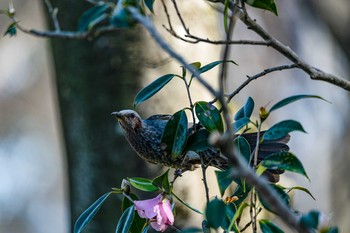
128 7 310 232
44 0 60 31
227 64 298 102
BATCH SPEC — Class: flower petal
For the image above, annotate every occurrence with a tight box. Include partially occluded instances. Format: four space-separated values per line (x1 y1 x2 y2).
162 199 174 225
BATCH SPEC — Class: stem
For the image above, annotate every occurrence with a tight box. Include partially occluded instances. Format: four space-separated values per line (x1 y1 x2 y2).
200 156 210 204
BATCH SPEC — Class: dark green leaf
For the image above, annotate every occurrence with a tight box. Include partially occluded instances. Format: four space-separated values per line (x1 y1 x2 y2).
270 94 328 112
215 168 234 196
234 107 245 121
152 169 170 193
74 192 112 233
259 184 290 214
141 225 149 233
181 227 203 233
121 194 146 233
116 205 135 233
195 101 224 133
286 186 315 200
134 74 176 108
234 136 251 163
260 152 309 180
245 0 278 16
184 129 211 152
227 202 248 232
144 0 155 13
263 120 306 141
324 227 339 233
205 198 227 229
230 185 251 207
244 97 254 118
128 177 158 192
191 60 237 79
161 109 188 160
259 219 284 233
4 22 17 37
78 4 110 31
233 117 250 133
300 210 320 229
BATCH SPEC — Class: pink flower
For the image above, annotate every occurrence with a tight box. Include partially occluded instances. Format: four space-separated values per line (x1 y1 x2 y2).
134 194 174 232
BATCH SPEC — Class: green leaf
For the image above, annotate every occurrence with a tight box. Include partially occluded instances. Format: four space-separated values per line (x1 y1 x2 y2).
144 0 155 13
152 169 170 193
134 74 176 108
259 219 284 233
181 228 203 233
195 101 224 133
184 129 211 152
286 186 315 200
260 152 309 180
172 192 203 215
0 9 9 15
78 4 110 31
116 205 135 233
269 94 328 112
121 194 147 233
244 97 255 118
215 168 234 196
128 177 158 192
205 198 227 229
234 136 251 164
4 22 17 37
74 192 112 233
323 227 339 233
230 185 251 207
192 60 237 79
161 109 188 160
262 120 306 141
141 225 149 233
245 0 278 16
300 210 320 229
259 184 290 214
227 202 248 232
233 117 250 133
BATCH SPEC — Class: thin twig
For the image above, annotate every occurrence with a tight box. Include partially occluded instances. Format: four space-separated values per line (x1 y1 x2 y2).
200 156 210 204
227 64 298 102
44 0 61 31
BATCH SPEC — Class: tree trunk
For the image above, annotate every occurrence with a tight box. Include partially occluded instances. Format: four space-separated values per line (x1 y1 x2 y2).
47 1 150 231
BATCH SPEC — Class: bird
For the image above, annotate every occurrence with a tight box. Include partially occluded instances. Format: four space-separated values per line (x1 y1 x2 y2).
112 109 289 182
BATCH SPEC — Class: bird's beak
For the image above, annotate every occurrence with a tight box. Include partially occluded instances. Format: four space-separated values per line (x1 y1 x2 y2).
111 111 121 119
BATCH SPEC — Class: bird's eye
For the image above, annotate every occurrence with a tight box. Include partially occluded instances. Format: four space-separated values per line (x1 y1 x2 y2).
130 113 135 119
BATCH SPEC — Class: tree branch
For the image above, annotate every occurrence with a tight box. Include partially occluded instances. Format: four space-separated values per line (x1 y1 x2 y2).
128 7 311 233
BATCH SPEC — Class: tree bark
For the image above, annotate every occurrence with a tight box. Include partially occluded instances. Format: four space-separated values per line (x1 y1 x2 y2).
46 1 150 231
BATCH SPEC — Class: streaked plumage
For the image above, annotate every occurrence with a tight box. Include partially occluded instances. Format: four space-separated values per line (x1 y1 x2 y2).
112 109 289 182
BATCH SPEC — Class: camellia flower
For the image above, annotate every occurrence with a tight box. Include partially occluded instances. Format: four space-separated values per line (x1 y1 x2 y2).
134 194 174 232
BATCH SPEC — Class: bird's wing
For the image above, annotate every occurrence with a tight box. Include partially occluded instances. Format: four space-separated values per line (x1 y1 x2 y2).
144 114 171 129
146 114 172 121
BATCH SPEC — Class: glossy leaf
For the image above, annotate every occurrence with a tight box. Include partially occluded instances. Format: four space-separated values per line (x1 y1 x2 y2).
191 60 237 79
234 107 245 121
259 219 284 233
144 0 155 12
128 177 158 192
230 184 251 207
161 109 188 160
215 168 234 196
259 184 290 214
121 194 146 233
233 117 250 133
116 205 135 233
134 74 176 108
300 210 320 229
263 120 306 141
270 94 328 112
206 198 227 229
286 186 315 200
152 169 170 193
4 22 17 37
245 0 278 16
260 152 309 180
74 192 112 233
181 228 203 233
78 4 110 31
244 97 255 118
184 129 211 152
195 101 224 133
234 136 251 163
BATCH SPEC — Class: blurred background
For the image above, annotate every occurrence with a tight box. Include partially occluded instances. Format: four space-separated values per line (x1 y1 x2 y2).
0 0 349 232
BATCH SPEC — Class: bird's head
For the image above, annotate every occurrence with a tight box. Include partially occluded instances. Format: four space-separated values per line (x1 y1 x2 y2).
111 109 143 130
